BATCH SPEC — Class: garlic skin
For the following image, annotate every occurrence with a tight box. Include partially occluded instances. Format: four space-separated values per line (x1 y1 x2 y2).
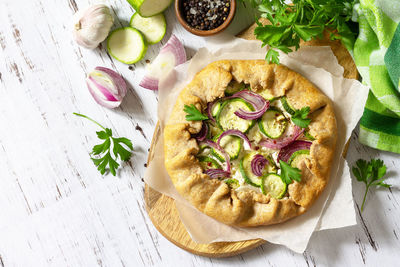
73 4 114 49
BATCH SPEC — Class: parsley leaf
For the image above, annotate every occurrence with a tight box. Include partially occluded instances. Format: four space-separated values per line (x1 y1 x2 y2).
352 158 390 212
184 104 208 121
279 160 301 184
266 49 280 64
291 106 311 128
74 113 133 176
244 0 357 64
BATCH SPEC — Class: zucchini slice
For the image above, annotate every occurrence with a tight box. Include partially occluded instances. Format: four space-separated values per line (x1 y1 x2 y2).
212 134 242 161
225 81 245 96
261 173 287 199
212 102 222 117
197 156 222 170
240 158 260 187
258 109 288 139
225 178 240 189
216 98 255 133
240 152 277 187
280 96 296 115
129 12 166 44
288 149 310 168
258 90 275 101
127 0 173 17
208 123 222 139
107 27 147 64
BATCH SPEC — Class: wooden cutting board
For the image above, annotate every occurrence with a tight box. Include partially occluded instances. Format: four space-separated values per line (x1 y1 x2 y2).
144 21 358 258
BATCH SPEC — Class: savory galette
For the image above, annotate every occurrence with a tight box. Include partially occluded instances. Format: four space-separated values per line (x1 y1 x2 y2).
164 60 337 226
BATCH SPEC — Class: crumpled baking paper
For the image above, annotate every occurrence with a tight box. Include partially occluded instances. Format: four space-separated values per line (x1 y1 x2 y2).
144 37 368 253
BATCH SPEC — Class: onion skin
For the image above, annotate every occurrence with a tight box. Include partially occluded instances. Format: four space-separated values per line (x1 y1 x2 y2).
205 169 230 179
259 125 304 150
251 154 268 177
207 102 217 123
277 140 312 163
217 129 252 149
232 90 269 120
86 67 127 109
200 140 231 172
140 34 186 90
207 90 269 122
193 122 208 141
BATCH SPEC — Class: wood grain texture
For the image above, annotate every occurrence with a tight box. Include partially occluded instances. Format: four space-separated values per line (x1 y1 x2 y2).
144 20 357 257
0 0 399 266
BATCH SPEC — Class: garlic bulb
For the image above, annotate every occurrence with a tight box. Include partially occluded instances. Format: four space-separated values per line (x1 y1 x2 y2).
72 4 114 49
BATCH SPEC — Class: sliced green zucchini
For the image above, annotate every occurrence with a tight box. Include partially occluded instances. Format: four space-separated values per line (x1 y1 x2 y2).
288 150 310 168
304 130 316 141
225 81 245 96
240 158 260 187
225 178 240 189
212 134 242 161
258 90 275 101
129 13 166 44
207 123 222 139
258 109 288 139
280 96 296 115
212 102 222 117
197 156 222 170
216 98 255 133
107 27 147 64
261 173 287 198
127 0 173 17
240 152 277 187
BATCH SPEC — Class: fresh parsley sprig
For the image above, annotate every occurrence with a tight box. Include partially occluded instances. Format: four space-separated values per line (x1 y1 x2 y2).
245 0 357 64
279 160 301 184
184 104 208 121
74 113 133 176
291 106 311 128
352 158 390 212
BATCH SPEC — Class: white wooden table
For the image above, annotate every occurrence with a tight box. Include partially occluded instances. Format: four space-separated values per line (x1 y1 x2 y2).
0 0 399 266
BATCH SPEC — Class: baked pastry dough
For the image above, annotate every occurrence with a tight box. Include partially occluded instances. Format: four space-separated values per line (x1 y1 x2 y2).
164 60 337 226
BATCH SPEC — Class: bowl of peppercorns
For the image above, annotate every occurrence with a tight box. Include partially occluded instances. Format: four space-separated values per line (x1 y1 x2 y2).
176 0 236 36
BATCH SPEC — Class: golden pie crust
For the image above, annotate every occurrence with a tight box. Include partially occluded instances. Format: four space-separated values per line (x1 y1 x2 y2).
164 60 337 227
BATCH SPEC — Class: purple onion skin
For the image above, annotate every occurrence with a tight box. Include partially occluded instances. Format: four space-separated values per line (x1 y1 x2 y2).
277 140 312 162
193 122 208 141
260 125 304 150
251 154 268 177
200 140 231 173
205 169 230 179
217 129 252 149
86 67 127 109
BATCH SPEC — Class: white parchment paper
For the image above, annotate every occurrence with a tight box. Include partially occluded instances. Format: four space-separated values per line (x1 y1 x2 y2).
144 37 369 253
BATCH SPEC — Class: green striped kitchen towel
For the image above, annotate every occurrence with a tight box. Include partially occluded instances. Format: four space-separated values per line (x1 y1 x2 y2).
353 0 400 153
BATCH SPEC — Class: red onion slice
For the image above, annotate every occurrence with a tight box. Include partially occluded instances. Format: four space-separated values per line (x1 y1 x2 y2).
193 122 208 141
251 154 268 177
140 35 186 90
205 169 230 179
217 129 252 149
277 140 312 162
207 101 217 122
86 67 127 109
259 125 304 150
95 67 127 96
232 90 269 120
199 140 231 172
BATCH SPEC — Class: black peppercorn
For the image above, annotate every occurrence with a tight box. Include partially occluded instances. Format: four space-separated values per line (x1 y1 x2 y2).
182 0 231 31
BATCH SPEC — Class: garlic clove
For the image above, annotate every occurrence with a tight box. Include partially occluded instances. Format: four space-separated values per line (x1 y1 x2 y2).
72 4 114 49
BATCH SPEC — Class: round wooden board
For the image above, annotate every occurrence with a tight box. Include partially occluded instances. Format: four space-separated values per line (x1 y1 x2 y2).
144 21 358 258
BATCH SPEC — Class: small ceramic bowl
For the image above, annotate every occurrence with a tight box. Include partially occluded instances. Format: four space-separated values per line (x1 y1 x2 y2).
175 0 236 36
